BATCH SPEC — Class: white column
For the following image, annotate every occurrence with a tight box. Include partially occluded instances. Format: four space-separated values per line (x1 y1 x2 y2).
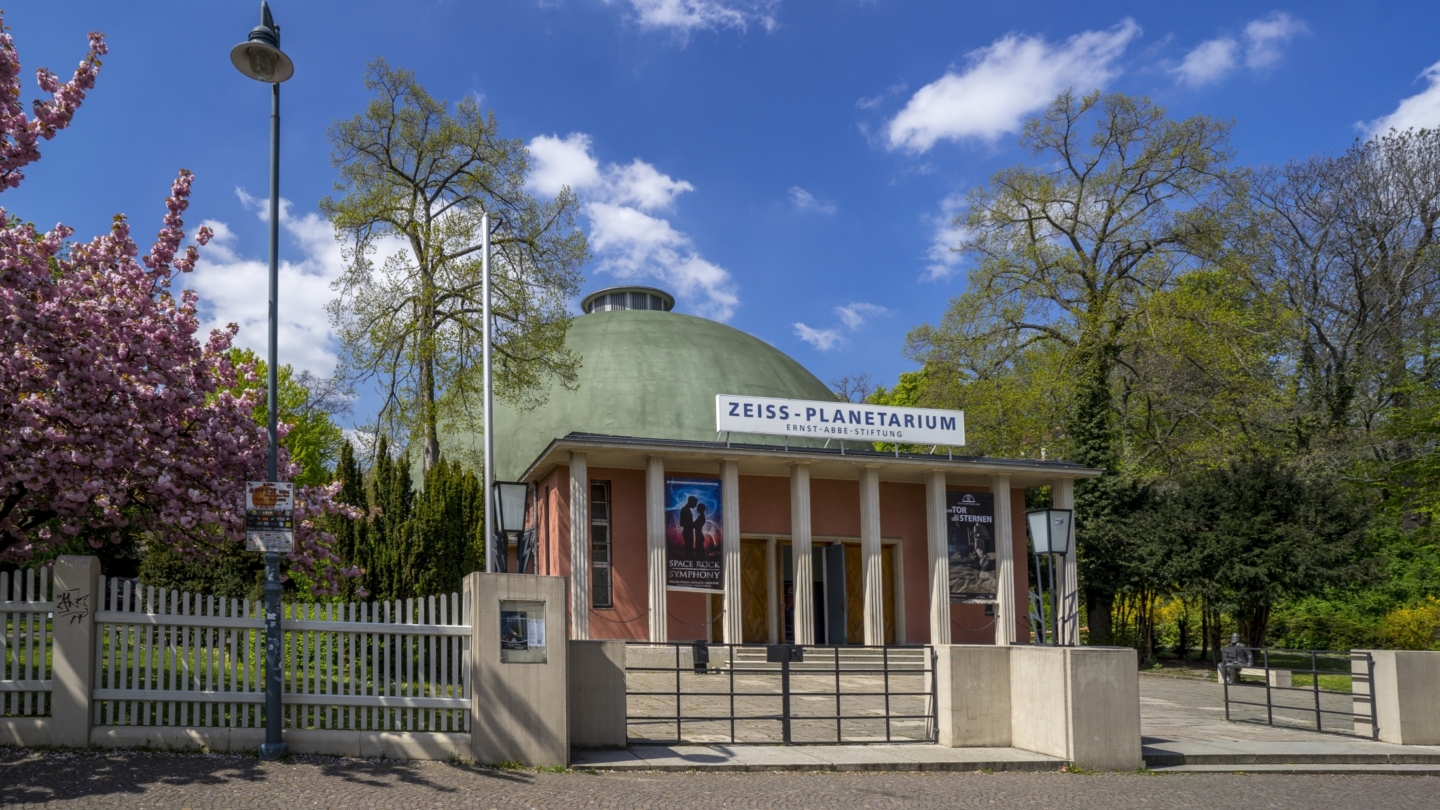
646 455 667 643
991 475 1016 646
721 459 743 644
859 466 884 645
925 470 951 645
790 463 815 645
766 536 779 643
1053 478 1079 645
569 451 590 640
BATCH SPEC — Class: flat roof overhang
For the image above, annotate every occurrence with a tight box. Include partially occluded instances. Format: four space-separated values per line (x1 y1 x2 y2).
520 432 1103 488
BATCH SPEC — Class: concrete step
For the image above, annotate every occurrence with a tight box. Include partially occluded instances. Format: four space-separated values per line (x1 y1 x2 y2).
1143 751 1440 767
1151 763 1440 774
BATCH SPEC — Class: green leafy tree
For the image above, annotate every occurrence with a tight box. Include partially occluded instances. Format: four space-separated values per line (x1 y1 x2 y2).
905 91 1238 641
323 59 589 473
1163 457 1368 648
224 348 348 487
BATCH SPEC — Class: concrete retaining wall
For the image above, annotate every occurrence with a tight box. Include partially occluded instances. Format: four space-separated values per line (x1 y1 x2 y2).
569 640 627 748
936 644 1142 771
0 717 51 747
1357 650 1440 745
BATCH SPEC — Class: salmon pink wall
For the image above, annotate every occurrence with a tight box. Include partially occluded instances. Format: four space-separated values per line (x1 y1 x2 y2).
537 463 1031 645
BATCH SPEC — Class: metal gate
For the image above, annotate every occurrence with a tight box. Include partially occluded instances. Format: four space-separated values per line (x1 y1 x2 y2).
1221 648 1378 738
624 643 936 745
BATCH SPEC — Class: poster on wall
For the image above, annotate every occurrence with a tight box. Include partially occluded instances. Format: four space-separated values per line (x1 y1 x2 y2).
665 477 724 592
947 491 997 602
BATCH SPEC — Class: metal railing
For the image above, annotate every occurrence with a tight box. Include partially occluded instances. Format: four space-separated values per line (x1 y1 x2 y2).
624 642 936 746
1221 647 1377 739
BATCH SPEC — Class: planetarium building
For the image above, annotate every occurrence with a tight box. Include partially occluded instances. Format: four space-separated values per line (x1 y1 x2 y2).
491 286 1099 647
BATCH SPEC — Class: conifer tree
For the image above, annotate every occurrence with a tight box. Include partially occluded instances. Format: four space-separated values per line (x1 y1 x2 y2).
368 435 414 601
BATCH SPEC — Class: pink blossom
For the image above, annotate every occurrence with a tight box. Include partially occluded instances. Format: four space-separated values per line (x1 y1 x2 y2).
0 16 353 587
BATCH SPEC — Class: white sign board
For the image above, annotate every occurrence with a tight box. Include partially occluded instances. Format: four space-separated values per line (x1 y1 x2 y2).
245 481 295 553
715 394 965 446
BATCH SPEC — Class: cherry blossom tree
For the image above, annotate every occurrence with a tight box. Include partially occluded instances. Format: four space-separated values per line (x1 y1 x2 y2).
0 16 356 588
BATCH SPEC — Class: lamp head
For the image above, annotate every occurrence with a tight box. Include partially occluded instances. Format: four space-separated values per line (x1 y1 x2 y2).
230 2 294 84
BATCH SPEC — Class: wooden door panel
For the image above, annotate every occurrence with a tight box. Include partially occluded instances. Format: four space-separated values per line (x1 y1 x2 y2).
844 544 863 644
882 545 896 645
741 541 768 643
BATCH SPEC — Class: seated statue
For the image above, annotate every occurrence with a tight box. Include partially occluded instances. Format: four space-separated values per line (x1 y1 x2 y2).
1217 632 1252 684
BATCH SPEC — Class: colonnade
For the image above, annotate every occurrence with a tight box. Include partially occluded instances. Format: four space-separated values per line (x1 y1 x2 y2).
567 450 1078 646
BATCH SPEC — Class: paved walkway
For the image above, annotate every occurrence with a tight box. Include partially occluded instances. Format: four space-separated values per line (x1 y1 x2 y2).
581 672 1440 774
3 747 1440 809
573 744 1062 772
1138 673 1440 768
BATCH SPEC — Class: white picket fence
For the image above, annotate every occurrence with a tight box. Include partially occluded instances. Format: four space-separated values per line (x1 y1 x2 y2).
0 568 52 717
93 577 471 732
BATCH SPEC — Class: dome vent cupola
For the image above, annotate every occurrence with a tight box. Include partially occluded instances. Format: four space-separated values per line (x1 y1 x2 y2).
581 285 675 314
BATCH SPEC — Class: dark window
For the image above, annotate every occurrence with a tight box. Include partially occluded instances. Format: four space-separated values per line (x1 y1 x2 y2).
591 481 612 609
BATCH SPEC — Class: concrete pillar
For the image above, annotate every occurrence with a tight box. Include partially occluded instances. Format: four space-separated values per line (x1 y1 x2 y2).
991 475 1015 646
925 471 950 646
721 459 742 644
765 536 779 643
859 466 884 646
1052 478 1079 645
790 463 815 646
468 572 570 767
50 555 100 748
1355 650 1440 744
1009 646 1142 770
645 455 667 643
569 452 590 640
935 645 1011 747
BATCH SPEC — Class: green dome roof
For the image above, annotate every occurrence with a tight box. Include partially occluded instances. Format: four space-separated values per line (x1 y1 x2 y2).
490 309 835 479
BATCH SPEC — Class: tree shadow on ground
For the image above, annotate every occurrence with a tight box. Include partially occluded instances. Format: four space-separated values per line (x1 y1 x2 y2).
0 745 534 805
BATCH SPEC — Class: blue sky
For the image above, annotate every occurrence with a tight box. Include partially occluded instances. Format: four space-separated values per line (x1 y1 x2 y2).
7 1 1440 430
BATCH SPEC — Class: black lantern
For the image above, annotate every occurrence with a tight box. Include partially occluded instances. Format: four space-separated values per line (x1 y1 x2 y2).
493 481 531 573
1026 508 1073 556
1025 507 1073 646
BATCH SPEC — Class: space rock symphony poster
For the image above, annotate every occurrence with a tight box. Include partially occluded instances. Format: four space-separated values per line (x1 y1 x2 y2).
665 477 723 592
947 491 997 602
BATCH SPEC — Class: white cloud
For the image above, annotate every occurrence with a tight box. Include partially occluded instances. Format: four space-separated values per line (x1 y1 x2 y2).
528 133 603 196
189 190 361 376
530 132 738 320
834 302 887 330
856 82 907 111
608 0 778 35
793 322 841 351
1172 12 1307 88
885 19 1140 152
923 194 968 281
1364 60 1440 137
1173 38 1238 87
788 186 837 215
1244 11 1307 70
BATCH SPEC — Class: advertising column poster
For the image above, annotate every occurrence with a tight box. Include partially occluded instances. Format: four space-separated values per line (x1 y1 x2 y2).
665 477 723 592
946 491 997 602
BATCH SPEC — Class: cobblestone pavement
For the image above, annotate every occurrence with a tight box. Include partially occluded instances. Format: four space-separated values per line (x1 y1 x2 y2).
3 747 1440 809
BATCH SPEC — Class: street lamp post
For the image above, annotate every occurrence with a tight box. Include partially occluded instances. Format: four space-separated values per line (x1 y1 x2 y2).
230 1 294 761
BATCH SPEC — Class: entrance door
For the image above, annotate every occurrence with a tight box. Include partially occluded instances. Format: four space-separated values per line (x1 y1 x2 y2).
842 544 897 645
740 540 769 642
